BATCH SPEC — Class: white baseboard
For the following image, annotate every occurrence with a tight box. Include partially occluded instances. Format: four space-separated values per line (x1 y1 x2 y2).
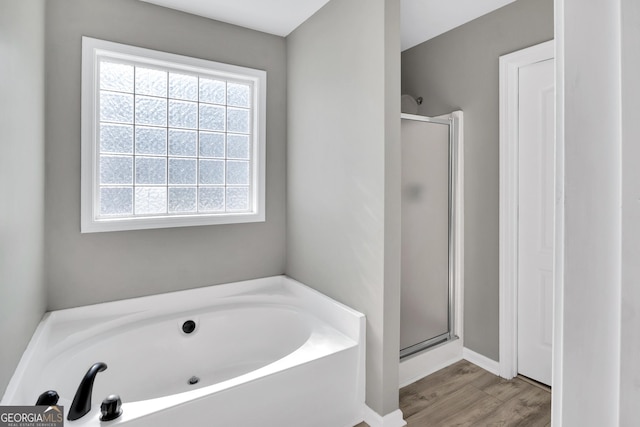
463 347 500 375
363 406 406 427
399 338 463 388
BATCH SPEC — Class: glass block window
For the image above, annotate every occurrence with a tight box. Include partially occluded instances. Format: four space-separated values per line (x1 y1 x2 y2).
82 37 266 232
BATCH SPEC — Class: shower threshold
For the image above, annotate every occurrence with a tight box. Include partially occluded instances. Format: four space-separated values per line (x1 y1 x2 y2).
400 332 458 359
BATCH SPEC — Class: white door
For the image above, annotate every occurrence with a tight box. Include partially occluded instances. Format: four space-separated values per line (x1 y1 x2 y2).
517 58 555 386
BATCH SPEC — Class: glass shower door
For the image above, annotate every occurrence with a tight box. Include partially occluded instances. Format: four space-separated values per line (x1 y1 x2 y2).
400 116 452 356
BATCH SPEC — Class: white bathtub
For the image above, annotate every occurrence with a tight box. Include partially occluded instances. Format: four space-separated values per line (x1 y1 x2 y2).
1 276 366 427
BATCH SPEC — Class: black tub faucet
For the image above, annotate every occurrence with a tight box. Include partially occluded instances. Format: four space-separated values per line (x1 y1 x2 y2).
68 362 107 421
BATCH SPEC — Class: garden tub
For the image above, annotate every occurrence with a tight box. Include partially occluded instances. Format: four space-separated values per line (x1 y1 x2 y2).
1 276 365 427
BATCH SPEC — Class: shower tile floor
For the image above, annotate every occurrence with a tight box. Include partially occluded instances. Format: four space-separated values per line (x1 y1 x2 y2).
357 359 551 427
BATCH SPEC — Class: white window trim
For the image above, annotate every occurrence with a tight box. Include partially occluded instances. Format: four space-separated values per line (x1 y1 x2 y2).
81 36 266 233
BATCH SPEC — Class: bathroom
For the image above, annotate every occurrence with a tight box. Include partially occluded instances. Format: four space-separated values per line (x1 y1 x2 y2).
1 0 638 426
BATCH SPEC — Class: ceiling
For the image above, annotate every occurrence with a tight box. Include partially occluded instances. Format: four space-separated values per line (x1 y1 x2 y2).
400 0 516 50
140 0 518 51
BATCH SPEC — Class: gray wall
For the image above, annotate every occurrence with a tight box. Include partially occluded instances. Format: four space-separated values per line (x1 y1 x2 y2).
45 0 287 310
401 0 553 360
0 0 47 394
559 0 622 424
620 0 640 423
287 0 402 416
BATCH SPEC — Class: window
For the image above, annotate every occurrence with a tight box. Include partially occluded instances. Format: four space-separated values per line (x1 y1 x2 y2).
81 37 266 233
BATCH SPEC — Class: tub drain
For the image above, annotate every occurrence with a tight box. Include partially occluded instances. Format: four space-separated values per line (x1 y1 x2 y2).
182 320 196 334
188 376 200 385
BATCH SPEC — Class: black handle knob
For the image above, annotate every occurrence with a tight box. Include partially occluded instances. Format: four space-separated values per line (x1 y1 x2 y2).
36 390 59 406
100 394 122 422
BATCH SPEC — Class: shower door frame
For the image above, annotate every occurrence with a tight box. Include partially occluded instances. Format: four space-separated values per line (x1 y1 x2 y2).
399 112 464 359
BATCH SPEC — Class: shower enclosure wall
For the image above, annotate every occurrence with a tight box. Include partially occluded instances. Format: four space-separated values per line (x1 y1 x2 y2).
400 112 462 359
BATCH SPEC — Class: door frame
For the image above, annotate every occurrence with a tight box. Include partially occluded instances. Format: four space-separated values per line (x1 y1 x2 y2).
498 40 554 379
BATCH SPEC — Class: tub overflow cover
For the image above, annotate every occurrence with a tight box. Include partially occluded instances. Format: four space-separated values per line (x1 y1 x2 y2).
182 320 196 334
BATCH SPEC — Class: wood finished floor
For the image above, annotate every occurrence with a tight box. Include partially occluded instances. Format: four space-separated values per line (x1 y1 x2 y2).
356 360 551 427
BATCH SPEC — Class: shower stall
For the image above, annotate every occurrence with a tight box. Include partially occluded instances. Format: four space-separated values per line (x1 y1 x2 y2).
400 110 463 359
